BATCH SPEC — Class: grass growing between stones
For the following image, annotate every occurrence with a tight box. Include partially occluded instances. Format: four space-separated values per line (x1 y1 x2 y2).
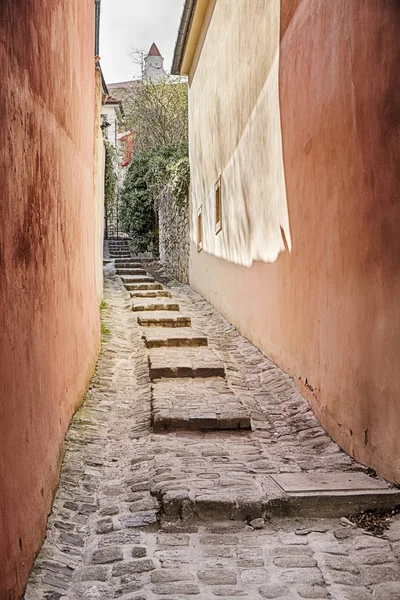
100 299 110 338
101 322 110 336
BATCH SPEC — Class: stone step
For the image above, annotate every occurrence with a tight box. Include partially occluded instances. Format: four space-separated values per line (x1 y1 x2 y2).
114 262 143 268
138 313 191 328
131 290 172 299
132 299 180 312
148 347 225 380
121 275 155 284
152 378 251 432
116 268 148 276
142 327 208 348
125 282 164 291
150 453 400 521
266 472 400 517
110 254 132 259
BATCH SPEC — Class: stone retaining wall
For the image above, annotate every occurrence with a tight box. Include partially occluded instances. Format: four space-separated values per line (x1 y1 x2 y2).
158 189 189 283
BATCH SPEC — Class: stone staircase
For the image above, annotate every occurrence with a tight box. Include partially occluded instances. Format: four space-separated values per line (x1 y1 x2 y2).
109 239 400 520
110 240 252 435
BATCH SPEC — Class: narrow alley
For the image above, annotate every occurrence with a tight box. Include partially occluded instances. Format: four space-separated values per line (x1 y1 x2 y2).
24 241 400 600
2 2 400 598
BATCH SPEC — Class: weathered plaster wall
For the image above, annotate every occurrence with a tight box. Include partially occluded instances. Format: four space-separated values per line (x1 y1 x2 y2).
0 1 100 597
159 190 189 283
188 0 400 482
95 70 106 302
189 0 290 266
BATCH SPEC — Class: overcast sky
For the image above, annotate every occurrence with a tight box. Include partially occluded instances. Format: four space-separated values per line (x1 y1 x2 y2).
99 0 184 84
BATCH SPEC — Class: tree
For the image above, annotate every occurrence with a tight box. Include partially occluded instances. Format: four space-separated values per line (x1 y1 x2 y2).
119 51 189 253
122 50 188 152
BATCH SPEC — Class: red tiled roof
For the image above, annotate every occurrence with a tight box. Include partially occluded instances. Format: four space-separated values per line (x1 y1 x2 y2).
147 42 162 57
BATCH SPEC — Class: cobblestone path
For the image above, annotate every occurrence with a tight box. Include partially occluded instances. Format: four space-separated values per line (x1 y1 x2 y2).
24 244 400 600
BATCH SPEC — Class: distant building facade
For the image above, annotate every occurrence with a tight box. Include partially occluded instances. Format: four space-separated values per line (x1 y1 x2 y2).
101 95 123 148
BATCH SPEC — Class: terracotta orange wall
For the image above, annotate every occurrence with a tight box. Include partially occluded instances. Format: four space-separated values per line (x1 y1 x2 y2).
277 0 400 480
189 0 400 483
0 1 100 597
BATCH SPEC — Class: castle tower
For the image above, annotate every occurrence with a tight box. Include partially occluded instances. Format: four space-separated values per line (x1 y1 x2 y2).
144 43 166 82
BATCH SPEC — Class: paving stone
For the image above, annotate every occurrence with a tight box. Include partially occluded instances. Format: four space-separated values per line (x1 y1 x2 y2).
200 534 239 546
320 554 360 574
277 568 324 585
198 568 237 585
272 472 392 492
270 545 313 557
157 533 190 546
354 547 393 564
212 587 249 596
204 547 235 558
351 535 388 551
362 563 400 584
240 568 269 584
296 584 329 598
334 529 352 540
112 559 155 576
100 506 120 516
98 530 141 547
77 566 110 582
131 546 147 558
150 569 194 583
273 556 317 568
114 580 144 596
91 547 123 564
371 581 400 599
259 584 291 598
329 586 373 600
151 583 201 595
96 518 114 534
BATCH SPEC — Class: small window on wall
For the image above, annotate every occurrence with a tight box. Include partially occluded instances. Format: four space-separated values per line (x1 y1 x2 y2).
197 205 203 252
215 176 222 234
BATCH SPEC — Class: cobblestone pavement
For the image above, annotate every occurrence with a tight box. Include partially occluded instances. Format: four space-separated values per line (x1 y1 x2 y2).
24 266 400 600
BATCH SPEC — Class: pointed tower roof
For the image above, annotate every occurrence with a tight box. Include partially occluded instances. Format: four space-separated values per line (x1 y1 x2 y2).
147 42 162 58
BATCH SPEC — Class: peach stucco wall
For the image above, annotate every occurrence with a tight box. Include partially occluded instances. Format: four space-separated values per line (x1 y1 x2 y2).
0 1 101 597
188 0 400 483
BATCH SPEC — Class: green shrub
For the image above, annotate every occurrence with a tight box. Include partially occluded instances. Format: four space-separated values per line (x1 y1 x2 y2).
120 143 189 253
